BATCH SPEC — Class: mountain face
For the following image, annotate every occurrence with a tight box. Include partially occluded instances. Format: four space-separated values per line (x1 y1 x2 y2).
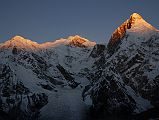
84 13 159 116
0 13 159 120
0 35 96 120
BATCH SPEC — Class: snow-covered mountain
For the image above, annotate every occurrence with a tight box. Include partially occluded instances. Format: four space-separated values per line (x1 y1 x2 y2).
84 13 159 117
0 13 159 120
0 35 96 120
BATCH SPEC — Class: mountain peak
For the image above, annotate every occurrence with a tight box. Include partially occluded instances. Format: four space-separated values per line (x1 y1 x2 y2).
0 36 40 51
40 35 96 48
130 13 143 20
107 13 158 49
9 35 31 44
10 35 29 44
67 35 96 47
128 13 157 32
11 35 25 41
67 35 89 42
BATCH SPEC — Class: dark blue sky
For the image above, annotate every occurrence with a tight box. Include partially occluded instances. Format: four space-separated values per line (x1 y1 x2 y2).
0 0 159 43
